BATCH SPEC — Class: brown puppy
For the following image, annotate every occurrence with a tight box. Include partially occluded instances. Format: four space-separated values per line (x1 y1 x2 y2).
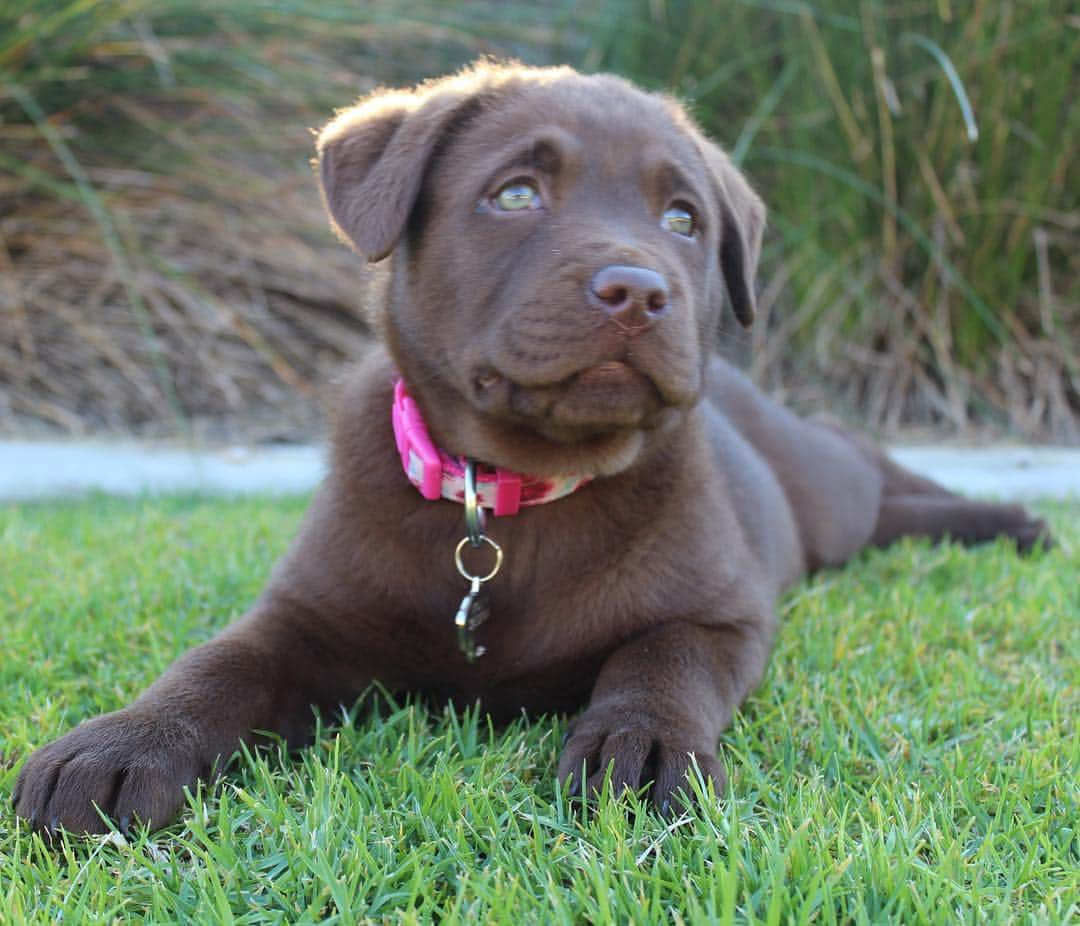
14 63 1049 833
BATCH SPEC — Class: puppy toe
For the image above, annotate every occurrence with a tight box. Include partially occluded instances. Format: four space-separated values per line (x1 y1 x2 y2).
43 755 124 835
14 748 73 833
585 731 654 797
557 730 603 798
111 762 193 833
650 748 726 814
1014 517 1053 554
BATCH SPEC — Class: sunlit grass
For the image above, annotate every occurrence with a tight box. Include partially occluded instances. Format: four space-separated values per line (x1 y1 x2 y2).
1 493 1076 923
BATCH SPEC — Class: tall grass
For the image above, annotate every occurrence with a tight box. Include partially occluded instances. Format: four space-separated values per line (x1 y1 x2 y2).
0 0 1076 440
0 0 590 437
597 0 1078 439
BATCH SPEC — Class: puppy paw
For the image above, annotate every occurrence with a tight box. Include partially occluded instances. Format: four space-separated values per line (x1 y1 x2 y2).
12 711 204 836
1006 510 1053 554
557 707 725 812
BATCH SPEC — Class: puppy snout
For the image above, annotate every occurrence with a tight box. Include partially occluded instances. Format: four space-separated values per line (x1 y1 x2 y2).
588 265 670 333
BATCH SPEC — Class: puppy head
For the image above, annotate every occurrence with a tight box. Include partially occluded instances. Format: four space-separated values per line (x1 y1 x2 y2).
317 62 765 477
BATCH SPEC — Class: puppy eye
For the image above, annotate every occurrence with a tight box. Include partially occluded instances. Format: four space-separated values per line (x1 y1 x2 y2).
661 204 695 236
493 181 541 212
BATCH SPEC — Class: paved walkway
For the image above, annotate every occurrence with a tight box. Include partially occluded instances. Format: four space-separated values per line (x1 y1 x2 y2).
1 440 1077 502
0 441 325 500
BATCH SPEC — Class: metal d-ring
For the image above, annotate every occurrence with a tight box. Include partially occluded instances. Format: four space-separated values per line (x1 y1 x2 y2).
463 458 486 547
454 535 503 584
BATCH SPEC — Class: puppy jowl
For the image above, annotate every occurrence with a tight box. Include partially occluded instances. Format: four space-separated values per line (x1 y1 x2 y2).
13 62 1051 834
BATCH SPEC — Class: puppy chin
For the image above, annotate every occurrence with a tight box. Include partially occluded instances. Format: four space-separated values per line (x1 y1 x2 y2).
406 359 688 479
456 405 685 480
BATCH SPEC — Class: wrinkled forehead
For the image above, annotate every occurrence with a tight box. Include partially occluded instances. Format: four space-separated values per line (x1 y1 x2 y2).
436 77 709 195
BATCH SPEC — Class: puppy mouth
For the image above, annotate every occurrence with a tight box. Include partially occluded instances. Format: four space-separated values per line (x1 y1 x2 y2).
557 361 660 422
478 359 667 436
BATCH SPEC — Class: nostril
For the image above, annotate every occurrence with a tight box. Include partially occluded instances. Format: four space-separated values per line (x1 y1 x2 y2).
593 284 629 307
589 264 671 328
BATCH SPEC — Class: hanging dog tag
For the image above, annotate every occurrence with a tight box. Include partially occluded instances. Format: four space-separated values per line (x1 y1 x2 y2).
454 576 490 661
452 533 502 662
451 460 504 662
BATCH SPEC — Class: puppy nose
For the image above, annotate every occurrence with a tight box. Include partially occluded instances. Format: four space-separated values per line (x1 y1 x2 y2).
589 265 670 332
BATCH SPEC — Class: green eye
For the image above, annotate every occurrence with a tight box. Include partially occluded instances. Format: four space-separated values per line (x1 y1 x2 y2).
661 205 695 236
494 181 540 211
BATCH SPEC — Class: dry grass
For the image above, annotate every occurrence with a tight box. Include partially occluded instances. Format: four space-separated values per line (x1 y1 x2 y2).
608 0 1079 442
0 2 379 438
1 0 1076 441
0 1 588 440
0 144 372 439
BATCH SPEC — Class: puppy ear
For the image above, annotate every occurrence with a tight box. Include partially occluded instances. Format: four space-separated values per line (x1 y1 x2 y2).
316 87 478 261
700 142 766 328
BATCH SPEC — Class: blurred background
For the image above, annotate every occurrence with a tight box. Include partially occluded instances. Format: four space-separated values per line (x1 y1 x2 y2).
1 0 1076 445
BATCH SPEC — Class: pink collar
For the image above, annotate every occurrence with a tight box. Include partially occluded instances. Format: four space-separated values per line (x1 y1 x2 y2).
391 378 590 516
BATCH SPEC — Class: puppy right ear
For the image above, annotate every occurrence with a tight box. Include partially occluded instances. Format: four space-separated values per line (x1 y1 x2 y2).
316 86 477 261
694 137 766 329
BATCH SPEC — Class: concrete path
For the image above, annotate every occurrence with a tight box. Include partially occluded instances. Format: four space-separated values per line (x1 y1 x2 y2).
1 439 1077 502
888 445 1080 503
0 441 326 500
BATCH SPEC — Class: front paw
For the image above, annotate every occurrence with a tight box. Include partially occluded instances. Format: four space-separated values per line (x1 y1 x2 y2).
12 710 204 835
557 706 726 812
1008 509 1053 554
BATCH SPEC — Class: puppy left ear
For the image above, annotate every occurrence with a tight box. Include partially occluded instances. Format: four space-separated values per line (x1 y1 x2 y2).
700 141 766 328
316 84 481 261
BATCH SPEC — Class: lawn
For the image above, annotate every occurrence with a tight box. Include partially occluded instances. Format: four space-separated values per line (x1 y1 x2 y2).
1 494 1076 924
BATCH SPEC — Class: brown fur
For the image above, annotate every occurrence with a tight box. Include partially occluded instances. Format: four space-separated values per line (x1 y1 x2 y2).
13 63 1050 833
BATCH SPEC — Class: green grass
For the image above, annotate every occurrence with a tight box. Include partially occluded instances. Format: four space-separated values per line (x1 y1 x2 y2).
1 494 1077 924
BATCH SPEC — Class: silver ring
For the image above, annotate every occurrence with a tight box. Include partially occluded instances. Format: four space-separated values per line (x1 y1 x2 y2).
463 459 486 546
454 535 503 583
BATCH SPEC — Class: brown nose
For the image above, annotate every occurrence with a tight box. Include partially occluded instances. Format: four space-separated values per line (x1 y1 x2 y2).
589 265 670 332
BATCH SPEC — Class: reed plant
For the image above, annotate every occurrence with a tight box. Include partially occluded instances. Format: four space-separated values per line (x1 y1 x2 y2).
598 0 1078 439
1 0 1075 440
0 0 587 438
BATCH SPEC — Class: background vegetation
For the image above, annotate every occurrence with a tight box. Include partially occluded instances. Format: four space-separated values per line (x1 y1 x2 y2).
1 494 1076 922
0 0 1076 440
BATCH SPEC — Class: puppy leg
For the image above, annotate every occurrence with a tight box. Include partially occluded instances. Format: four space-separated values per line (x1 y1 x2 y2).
13 605 366 835
872 495 1052 553
558 618 773 811
815 420 1053 553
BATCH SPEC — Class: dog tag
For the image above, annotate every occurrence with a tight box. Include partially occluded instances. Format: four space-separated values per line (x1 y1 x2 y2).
454 576 489 661
452 530 502 661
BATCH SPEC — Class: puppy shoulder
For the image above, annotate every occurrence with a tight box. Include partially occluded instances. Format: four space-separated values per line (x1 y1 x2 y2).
327 344 398 482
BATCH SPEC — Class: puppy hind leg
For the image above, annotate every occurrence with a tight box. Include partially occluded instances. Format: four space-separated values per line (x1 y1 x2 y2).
809 415 956 499
808 417 1052 552
871 495 1052 553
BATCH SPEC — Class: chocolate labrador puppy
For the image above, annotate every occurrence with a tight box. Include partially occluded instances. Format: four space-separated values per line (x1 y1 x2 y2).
14 63 1049 833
